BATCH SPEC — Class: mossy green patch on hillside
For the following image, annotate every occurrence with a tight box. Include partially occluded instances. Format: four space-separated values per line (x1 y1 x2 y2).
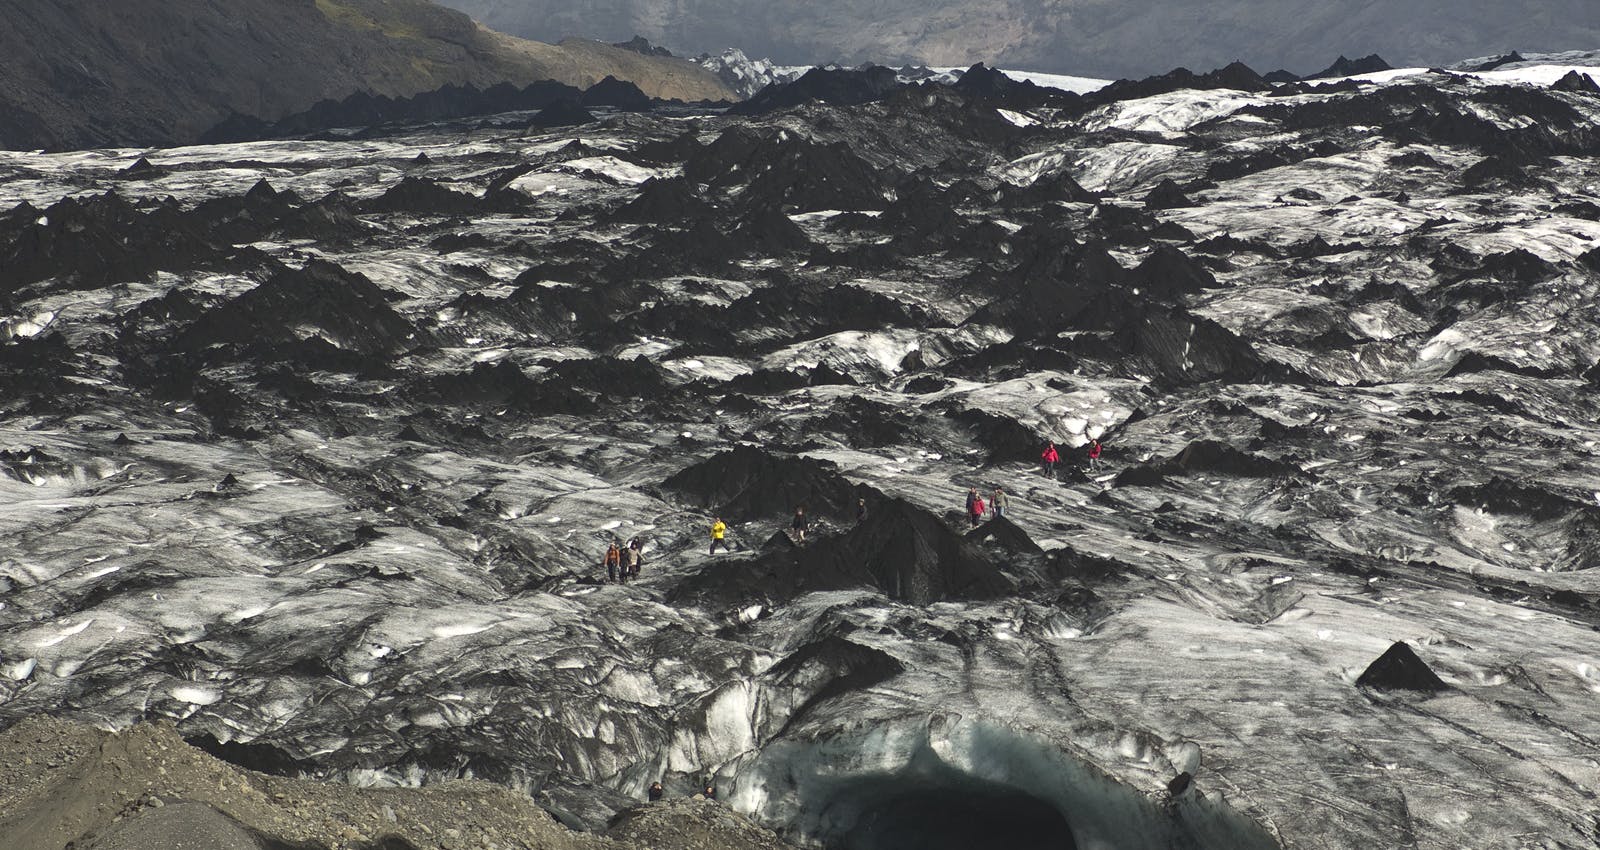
314 0 427 40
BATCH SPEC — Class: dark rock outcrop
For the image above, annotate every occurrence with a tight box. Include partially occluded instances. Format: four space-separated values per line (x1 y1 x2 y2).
608 176 716 223
1144 178 1194 210
1306 54 1393 80
1550 70 1600 94
1115 440 1301 486
662 445 871 521
1086 61 1271 108
1355 641 1450 692
0 192 219 295
530 99 598 128
361 177 481 215
762 635 906 725
671 497 1015 606
175 259 423 357
732 65 901 114
581 75 654 111
684 127 891 212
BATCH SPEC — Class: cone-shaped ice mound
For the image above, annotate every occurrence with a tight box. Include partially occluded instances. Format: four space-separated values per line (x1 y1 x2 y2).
1356 641 1450 692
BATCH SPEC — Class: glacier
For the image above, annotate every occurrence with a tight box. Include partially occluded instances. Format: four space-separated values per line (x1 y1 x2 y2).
1 57 1600 850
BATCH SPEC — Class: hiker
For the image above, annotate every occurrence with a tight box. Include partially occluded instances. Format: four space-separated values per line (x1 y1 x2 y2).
648 781 664 802
856 497 867 524
702 783 717 800
627 538 643 578
969 492 986 527
791 506 809 543
991 485 1009 518
709 517 728 554
965 487 979 516
1088 438 1103 472
622 538 639 580
1041 442 1059 478
603 541 622 583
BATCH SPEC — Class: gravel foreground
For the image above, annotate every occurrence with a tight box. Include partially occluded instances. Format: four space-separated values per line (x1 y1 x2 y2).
0 718 794 850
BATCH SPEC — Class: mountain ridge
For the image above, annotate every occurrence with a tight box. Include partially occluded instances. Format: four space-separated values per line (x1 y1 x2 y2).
437 0 1600 80
0 0 733 151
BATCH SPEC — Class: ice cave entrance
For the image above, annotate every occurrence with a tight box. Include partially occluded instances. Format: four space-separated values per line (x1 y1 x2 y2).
744 720 1279 850
810 749 1076 850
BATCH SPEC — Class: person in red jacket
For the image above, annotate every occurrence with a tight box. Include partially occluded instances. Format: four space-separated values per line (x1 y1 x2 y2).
969 493 986 527
1041 442 1059 478
1088 438 1103 472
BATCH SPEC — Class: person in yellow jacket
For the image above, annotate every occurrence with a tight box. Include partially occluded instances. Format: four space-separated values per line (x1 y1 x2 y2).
709 517 728 554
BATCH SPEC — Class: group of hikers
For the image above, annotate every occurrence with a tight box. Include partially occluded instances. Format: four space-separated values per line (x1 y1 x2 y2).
964 485 1008 527
969 438 1104 525
607 440 1106 578
1038 437 1102 478
705 497 867 557
601 538 645 583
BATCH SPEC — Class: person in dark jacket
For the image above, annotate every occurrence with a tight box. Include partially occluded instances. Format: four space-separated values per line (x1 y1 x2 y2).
791 506 809 542
856 497 867 524
702 783 717 800
965 487 979 515
648 781 664 801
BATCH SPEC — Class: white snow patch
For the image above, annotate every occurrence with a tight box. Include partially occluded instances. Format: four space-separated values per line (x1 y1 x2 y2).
171 685 221 705
5 658 36 681
1083 89 1264 135
432 621 498 638
996 109 1037 128
558 156 672 185
37 619 93 647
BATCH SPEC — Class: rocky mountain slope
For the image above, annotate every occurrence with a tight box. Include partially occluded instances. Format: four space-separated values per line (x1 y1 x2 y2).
438 0 1600 79
1 58 1600 850
0 0 732 152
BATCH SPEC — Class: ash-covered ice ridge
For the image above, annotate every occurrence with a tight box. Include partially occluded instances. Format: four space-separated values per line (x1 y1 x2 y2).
2 54 1600 850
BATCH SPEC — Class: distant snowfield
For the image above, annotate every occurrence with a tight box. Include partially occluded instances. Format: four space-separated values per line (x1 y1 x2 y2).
750 61 1597 99
997 61 1599 98
774 64 1114 94
1312 64 1600 88
951 68 1113 94
994 69 1114 93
